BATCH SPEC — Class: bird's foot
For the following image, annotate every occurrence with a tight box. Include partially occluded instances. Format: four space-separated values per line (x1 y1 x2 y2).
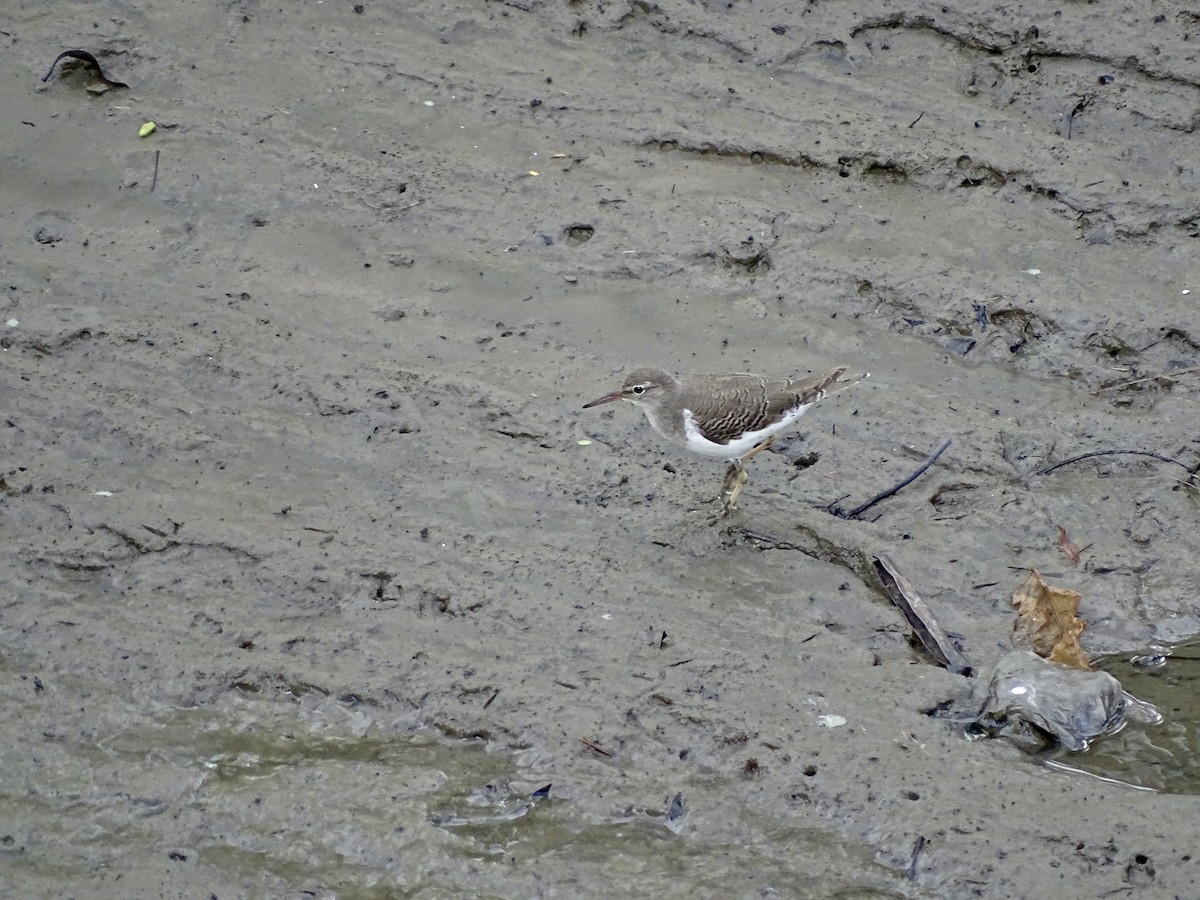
719 464 749 516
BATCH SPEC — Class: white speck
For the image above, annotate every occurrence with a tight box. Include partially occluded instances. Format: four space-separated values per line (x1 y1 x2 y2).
1009 685 1028 696
93 491 114 497
577 439 592 446
313 183 319 189
600 613 611 620
423 100 434 107
1183 289 1191 295
816 714 846 728
5 319 17 328
1024 268 1040 275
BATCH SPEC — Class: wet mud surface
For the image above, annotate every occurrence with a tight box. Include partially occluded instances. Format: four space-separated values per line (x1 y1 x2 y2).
2 1 1199 897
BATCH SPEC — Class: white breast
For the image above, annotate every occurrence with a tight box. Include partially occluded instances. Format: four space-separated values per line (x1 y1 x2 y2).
680 404 813 461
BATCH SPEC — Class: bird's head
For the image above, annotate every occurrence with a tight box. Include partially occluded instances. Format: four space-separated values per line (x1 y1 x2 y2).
582 368 676 409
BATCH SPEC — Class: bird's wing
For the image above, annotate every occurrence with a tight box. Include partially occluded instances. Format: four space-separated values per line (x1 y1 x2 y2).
684 368 852 445
681 374 780 445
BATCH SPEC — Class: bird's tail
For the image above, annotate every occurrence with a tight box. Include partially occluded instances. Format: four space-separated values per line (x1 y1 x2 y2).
827 370 870 396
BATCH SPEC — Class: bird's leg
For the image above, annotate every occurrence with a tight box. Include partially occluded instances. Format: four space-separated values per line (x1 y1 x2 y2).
720 437 774 514
720 462 748 514
739 435 774 463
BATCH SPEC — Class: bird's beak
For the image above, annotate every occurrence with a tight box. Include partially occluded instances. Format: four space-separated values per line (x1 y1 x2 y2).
582 389 625 409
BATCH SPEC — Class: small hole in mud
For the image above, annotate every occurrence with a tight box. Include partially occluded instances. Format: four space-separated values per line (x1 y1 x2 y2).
904 790 920 801
803 765 818 776
564 224 595 245
791 451 820 469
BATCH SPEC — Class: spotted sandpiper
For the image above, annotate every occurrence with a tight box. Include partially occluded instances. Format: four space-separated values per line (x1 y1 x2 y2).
583 366 867 512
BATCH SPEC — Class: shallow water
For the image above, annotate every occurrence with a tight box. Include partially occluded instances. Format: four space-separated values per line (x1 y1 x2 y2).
1077 641 1200 795
0 683 919 898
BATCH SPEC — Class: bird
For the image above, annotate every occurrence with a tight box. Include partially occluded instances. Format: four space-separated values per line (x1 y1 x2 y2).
583 365 867 512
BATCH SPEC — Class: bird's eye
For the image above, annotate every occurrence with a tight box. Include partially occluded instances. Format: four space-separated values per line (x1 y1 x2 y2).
632 385 646 395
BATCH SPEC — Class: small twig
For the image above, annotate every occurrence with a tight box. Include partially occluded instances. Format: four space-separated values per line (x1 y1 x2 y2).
728 525 803 551
908 835 927 880
908 111 924 128
837 437 952 519
579 738 612 757
42 49 129 88
151 149 160 192
1092 364 1200 394
1034 450 1191 476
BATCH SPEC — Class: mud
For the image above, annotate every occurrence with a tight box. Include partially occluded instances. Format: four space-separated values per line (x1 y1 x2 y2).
2 1 1199 897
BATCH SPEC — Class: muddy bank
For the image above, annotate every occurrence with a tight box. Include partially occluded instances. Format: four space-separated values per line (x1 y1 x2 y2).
2 1 1198 897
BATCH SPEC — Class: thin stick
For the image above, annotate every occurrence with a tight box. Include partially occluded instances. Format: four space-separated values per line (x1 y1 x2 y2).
151 149 160 192
1092 364 1200 394
1035 449 1191 476
907 835 927 880
838 437 952 519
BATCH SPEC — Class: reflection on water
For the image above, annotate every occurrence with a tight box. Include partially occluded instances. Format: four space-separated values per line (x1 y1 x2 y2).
1067 639 1200 794
0 684 921 898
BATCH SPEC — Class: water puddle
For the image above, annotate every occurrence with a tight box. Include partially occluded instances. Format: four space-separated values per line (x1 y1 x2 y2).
1053 639 1200 794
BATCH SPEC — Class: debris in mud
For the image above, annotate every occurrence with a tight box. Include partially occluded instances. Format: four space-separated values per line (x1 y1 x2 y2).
873 554 972 676
834 437 951 519
1035 448 1195 480
666 791 685 829
1093 364 1200 395
1055 525 1090 567
580 737 612 757
41 49 130 89
936 571 1162 752
430 779 552 828
1011 569 1090 670
968 650 1150 752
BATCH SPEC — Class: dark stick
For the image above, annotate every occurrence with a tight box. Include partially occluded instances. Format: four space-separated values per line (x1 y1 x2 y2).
838 437 952 519
1034 449 1191 476
908 835 927 880
151 149 160 192
42 49 129 88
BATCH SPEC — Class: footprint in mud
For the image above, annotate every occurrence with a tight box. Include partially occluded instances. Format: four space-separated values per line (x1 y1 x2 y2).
27 210 78 247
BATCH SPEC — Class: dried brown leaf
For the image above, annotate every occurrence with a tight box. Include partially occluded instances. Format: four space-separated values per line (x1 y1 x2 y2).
1011 569 1091 670
1056 525 1083 566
